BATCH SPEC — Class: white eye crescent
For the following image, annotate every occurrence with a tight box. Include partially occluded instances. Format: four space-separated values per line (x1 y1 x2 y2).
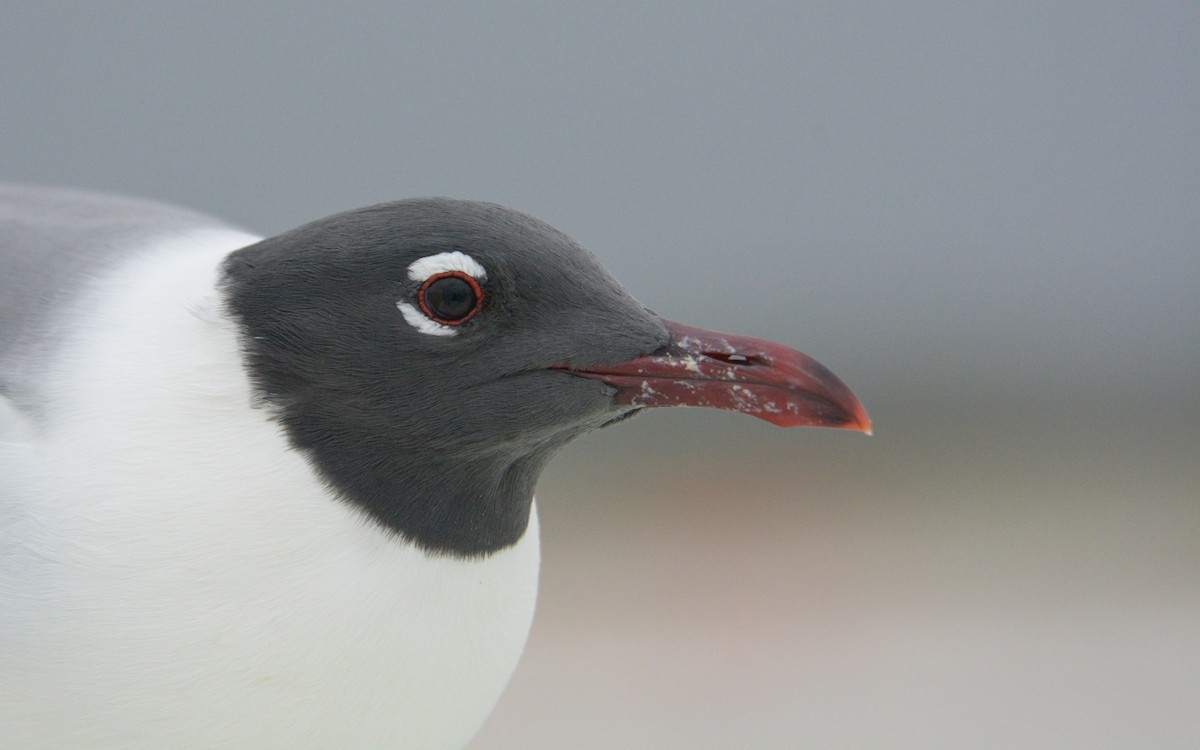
398 252 488 337
406 251 487 282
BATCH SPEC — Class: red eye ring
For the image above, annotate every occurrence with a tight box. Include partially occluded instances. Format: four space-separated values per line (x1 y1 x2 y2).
417 271 485 326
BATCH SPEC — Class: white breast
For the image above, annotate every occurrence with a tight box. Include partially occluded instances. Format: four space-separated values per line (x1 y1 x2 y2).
0 231 540 749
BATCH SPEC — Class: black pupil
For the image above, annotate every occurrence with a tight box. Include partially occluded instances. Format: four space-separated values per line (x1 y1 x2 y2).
424 276 478 322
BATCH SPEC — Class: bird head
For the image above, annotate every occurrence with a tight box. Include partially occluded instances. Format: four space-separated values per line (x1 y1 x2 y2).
221 199 868 556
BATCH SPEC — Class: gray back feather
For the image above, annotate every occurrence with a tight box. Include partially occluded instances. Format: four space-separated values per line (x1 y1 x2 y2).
0 185 238 412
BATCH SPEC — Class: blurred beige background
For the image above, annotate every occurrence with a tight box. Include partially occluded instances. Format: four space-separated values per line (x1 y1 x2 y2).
471 405 1198 748
4 3 1197 747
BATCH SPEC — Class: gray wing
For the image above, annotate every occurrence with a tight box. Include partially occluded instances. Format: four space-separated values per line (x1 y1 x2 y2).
0 184 244 416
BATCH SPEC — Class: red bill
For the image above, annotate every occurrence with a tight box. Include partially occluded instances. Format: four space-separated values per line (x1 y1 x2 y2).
557 320 872 432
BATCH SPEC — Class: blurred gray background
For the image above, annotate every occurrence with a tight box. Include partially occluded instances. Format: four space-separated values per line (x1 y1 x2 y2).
3 2 1197 748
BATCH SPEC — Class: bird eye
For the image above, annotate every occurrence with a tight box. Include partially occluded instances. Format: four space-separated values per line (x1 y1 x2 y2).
417 272 484 325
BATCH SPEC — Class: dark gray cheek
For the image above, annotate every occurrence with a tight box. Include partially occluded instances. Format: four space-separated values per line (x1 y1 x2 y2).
465 372 619 441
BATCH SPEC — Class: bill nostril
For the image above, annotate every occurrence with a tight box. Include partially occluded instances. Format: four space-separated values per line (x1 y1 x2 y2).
701 351 764 366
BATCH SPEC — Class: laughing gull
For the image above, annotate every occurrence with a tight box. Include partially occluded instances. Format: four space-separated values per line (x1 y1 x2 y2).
0 185 870 748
